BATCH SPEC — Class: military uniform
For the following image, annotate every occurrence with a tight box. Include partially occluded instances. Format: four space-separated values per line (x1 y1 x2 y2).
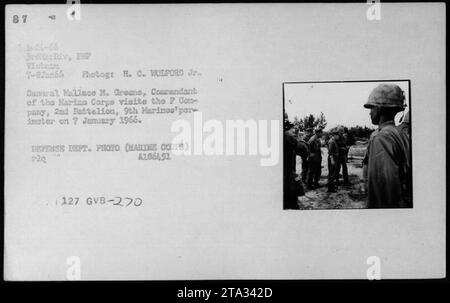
307 133 322 188
396 111 411 205
363 121 409 207
301 128 313 182
284 130 308 209
397 111 410 148
363 84 411 208
336 134 349 184
327 135 339 192
298 139 310 182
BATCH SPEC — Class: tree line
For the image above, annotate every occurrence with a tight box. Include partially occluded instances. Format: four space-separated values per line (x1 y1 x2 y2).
286 112 374 140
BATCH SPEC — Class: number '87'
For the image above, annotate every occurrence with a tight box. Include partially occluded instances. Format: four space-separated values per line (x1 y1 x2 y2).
13 15 27 23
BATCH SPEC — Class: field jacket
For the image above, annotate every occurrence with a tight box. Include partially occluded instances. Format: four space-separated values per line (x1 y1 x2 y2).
363 121 410 208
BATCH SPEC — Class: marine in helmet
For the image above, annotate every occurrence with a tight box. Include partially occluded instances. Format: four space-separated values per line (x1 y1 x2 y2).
336 126 351 186
363 84 411 208
306 127 323 189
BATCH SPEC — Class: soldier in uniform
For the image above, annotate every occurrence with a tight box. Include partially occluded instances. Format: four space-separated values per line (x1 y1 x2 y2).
284 122 308 209
363 84 411 208
306 128 323 189
343 127 355 155
327 129 340 193
336 126 350 185
301 127 314 183
297 132 310 183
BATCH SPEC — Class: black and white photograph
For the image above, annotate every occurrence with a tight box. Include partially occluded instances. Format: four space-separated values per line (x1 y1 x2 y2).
283 81 412 210
2 2 446 284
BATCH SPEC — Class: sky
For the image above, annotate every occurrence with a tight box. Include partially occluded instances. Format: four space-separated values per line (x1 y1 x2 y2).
284 81 410 130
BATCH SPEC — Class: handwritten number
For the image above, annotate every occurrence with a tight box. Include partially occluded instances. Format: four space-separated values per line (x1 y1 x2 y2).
113 197 123 206
125 197 133 207
134 198 143 207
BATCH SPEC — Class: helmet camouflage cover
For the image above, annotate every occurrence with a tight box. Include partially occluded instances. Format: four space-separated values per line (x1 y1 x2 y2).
364 84 406 109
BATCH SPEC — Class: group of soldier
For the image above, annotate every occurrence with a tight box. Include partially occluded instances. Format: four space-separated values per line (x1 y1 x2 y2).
284 83 411 209
284 123 354 209
326 126 355 193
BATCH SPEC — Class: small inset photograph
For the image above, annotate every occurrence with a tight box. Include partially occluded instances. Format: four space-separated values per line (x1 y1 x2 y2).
283 80 412 210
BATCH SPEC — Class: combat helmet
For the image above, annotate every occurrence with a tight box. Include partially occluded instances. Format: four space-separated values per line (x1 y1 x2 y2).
364 84 406 109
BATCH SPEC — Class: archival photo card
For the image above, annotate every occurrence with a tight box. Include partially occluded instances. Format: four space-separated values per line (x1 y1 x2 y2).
4 3 446 281
283 80 412 210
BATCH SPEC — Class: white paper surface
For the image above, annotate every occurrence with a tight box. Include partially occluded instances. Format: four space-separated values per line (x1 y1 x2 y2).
4 3 446 280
